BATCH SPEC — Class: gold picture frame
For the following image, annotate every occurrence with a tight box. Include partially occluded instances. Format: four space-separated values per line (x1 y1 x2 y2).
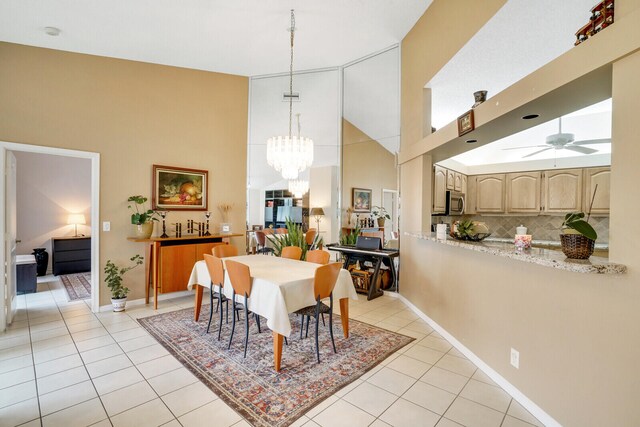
152 165 208 211
457 109 475 136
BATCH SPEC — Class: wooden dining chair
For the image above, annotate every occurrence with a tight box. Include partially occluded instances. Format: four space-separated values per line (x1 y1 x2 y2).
202 254 232 341
255 231 274 255
305 229 317 247
276 227 288 234
294 262 342 363
225 260 262 358
306 249 329 265
213 244 239 258
281 246 302 260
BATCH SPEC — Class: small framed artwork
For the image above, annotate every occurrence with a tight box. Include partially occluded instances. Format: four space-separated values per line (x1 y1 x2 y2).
352 188 372 213
152 165 208 211
457 110 475 136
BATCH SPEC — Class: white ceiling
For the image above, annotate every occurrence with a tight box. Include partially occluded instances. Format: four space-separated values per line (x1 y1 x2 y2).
0 0 431 76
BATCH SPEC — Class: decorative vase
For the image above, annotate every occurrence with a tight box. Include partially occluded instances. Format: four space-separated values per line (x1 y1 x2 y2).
377 218 386 227
32 248 49 276
134 222 154 239
560 234 595 259
111 297 127 312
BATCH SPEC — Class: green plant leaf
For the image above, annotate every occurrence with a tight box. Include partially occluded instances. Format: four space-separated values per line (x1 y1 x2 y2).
567 220 597 240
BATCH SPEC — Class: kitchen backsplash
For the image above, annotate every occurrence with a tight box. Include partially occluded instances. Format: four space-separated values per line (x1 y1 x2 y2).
433 215 609 243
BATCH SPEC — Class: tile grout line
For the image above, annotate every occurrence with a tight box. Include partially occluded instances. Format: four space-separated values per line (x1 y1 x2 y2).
23 284 44 427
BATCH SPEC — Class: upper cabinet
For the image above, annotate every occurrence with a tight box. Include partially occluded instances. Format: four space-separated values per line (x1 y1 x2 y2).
454 172 463 192
506 172 541 213
583 167 611 215
461 174 468 195
476 174 505 213
433 165 447 214
543 169 583 213
446 169 455 190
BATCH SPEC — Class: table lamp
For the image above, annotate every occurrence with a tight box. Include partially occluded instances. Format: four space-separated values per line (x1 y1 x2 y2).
310 207 325 234
67 214 86 237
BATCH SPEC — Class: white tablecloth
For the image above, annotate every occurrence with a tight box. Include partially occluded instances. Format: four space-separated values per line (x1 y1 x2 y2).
187 255 358 336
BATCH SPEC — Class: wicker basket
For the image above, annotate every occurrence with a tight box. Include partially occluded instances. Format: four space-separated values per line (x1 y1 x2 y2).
560 234 595 259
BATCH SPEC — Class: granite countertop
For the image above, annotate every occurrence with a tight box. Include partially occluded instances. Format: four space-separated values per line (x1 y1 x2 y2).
484 236 609 250
405 232 625 275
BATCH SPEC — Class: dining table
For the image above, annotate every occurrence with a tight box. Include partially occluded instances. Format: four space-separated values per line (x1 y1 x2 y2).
187 254 358 371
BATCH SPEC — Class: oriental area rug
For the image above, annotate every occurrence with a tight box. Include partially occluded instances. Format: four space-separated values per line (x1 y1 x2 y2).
59 272 92 301
138 306 413 427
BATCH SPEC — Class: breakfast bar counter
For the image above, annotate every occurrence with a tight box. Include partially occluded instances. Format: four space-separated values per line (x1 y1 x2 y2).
405 232 626 275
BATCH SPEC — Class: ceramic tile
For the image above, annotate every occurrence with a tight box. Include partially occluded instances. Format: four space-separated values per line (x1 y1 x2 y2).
101 380 158 416
161 381 218 417
37 366 90 395
435 418 464 427
0 397 40 426
420 366 470 394
67 320 103 333
39 380 97 415
92 366 145 395
447 347 466 359
304 395 338 419
369 420 393 427
403 344 446 365
0 344 32 362
31 335 74 353
80 343 124 364
64 314 97 325
136 354 182 379
0 380 37 409
402 380 456 415
459 379 511 412
30 327 70 343
70 326 109 343
435 354 477 377
313 399 375 427
33 343 78 365
334 378 363 398
507 400 543 427
418 335 453 353
85 354 133 378
111 327 150 343
502 415 539 427
367 367 416 396
120 336 161 354
386 354 432 379
0 366 34 389
444 397 505 427
178 399 242 427
148 367 198 396
42 397 107 427
379 398 440 427
0 334 31 350
110 398 175 427
0 354 33 375
104 320 140 334
74 335 116 352
343 381 398 417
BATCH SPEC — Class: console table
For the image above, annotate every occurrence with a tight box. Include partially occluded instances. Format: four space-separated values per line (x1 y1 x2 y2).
127 234 243 309
52 236 91 275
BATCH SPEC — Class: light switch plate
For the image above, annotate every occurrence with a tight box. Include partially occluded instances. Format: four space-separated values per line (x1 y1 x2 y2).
103 221 111 232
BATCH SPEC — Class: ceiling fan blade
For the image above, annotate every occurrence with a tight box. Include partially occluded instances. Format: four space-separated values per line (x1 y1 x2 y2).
502 145 547 151
572 138 611 145
565 145 598 155
523 147 552 158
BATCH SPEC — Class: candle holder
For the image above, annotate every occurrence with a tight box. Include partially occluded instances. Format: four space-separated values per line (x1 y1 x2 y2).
204 212 211 236
159 212 169 238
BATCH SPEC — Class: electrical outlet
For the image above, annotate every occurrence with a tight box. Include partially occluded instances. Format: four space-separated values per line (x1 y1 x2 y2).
103 221 111 232
510 348 520 369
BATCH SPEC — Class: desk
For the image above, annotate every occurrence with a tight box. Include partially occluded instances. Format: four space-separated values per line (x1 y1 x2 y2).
128 234 243 309
188 255 358 371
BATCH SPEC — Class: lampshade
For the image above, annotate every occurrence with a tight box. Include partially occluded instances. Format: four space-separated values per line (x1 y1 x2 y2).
310 207 325 217
67 214 86 225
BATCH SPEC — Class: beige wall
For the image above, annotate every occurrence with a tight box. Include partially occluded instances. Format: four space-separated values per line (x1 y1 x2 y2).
0 43 248 305
342 119 397 225
399 1 640 425
15 152 92 271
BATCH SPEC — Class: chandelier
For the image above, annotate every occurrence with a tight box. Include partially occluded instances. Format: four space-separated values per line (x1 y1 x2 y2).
288 179 309 198
266 9 314 180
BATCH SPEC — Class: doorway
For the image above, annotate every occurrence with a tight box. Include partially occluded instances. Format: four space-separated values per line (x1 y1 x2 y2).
0 141 100 331
382 189 398 242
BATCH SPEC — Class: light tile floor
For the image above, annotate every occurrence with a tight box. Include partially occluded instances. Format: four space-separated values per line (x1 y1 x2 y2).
0 276 545 427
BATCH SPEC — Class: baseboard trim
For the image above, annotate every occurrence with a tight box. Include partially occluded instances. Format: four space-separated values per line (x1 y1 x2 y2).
99 290 193 312
398 294 560 427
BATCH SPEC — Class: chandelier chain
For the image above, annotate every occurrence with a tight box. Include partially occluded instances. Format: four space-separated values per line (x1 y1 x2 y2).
288 9 295 139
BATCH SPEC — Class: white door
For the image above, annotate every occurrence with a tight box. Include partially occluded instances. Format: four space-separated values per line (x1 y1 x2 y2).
4 151 17 326
382 189 398 242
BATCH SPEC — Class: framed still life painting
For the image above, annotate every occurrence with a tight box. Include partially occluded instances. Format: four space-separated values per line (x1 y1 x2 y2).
352 188 372 213
152 165 208 210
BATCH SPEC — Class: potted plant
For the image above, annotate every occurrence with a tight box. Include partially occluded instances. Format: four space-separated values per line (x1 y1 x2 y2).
560 212 598 259
104 255 143 312
128 195 158 239
371 206 391 227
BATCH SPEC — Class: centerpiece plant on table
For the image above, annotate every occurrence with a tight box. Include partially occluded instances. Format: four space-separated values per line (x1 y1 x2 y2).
560 185 599 259
270 218 322 259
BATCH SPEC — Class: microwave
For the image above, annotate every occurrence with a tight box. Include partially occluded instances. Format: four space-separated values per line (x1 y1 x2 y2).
446 191 465 215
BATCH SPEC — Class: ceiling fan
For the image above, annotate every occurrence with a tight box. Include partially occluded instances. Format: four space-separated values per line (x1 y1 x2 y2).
504 117 611 158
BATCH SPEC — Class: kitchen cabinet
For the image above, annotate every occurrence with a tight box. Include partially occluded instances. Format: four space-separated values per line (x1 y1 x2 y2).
583 167 610 214
506 172 541 213
476 174 505 213
461 174 468 195
543 169 582 213
454 172 463 192
465 176 476 214
446 169 455 190
433 165 447 214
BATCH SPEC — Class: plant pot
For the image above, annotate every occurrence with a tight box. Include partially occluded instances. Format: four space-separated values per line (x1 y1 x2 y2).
111 297 127 312
32 248 49 276
377 218 386 227
560 233 595 259
133 222 154 239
